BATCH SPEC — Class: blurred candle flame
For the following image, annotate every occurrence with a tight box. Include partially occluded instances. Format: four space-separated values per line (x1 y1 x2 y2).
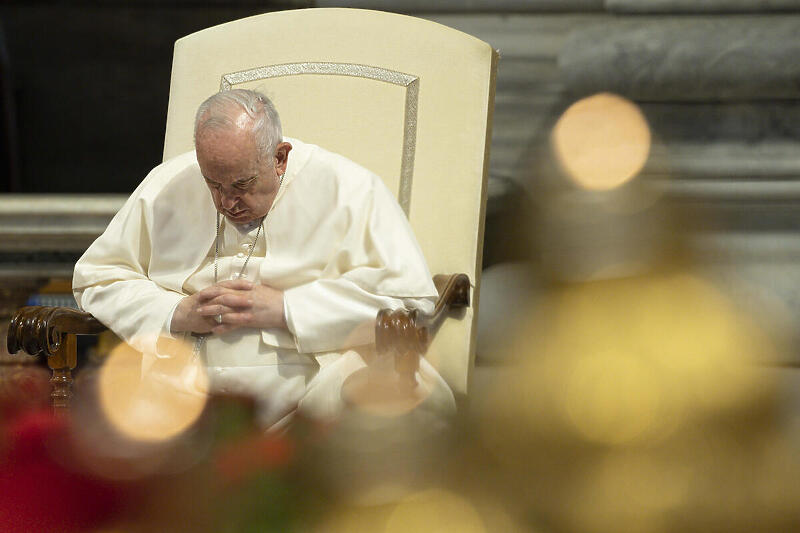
552 92 651 191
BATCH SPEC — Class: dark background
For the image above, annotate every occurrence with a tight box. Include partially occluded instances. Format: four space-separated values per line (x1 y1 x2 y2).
0 1 310 193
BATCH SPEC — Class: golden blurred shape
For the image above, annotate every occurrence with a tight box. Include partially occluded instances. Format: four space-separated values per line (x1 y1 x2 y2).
552 93 651 190
385 489 486 533
577 453 691 526
317 504 396 533
485 272 775 450
98 338 208 442
563 353 663 445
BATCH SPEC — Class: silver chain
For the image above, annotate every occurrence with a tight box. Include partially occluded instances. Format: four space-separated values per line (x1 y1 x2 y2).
192 172 284 359
213 212 264 284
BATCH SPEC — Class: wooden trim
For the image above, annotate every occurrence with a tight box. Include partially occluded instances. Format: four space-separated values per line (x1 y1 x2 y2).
7 305 106 410
7 306 106 357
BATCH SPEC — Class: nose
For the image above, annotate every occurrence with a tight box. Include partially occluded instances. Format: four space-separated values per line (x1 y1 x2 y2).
219 190 239 210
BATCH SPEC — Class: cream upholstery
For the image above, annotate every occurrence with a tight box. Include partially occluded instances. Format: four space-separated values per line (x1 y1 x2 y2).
163 8 497 397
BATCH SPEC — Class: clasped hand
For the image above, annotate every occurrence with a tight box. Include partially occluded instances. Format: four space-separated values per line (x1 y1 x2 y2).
170 279 286 335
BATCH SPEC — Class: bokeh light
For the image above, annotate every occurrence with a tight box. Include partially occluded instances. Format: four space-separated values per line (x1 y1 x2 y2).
98 338 208 442
567 451 693 533
489 272 775 448
552 92 651 190
562 352 664 445
476 268 792 532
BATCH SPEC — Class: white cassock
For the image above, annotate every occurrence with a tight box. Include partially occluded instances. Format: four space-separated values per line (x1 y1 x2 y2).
73 138 456 429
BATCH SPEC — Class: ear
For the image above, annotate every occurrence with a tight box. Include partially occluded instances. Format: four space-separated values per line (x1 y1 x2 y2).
274 142 292 175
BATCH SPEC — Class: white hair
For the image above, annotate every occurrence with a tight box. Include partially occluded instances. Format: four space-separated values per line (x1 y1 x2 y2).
194 89 283 161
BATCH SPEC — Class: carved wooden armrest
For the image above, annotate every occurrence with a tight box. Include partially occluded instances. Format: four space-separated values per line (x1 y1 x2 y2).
7 306 107 409
8 306 106 357
375 273 471 387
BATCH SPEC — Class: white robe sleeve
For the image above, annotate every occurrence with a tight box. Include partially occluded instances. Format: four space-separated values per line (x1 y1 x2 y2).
281 175 437 354
72 193 186 355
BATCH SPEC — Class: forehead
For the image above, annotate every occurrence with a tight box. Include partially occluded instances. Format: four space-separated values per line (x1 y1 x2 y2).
196 125 257 158
196 128 267 183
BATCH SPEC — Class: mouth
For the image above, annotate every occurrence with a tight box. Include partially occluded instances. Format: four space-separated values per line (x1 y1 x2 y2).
223 210 254 224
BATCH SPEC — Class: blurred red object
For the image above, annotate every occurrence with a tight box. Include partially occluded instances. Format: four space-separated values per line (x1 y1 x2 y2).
214 433 294 485
0 409 124 533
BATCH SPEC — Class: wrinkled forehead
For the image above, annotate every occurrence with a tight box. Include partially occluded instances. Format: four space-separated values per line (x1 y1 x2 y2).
196 133 266 180
197 124 259 156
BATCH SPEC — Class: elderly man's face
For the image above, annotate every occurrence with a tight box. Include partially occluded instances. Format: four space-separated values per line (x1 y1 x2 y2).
195 125 290 225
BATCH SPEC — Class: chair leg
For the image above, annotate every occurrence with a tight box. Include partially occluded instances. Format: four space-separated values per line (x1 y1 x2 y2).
48 334 76 411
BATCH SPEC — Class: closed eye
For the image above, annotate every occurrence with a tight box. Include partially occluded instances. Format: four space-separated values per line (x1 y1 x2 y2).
204 178 221 189
234 176 258 190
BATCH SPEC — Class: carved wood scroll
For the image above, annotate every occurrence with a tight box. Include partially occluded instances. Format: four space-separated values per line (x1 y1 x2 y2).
7 306 106 409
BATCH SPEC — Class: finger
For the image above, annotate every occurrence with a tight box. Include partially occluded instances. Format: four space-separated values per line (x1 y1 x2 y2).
196 304 235 317
188 317 216 335
196 286 226 301
196 286 245 303
219 312 254 326
196 279 253 300
205 293 252 309
217 279 254 290
192 324 214 335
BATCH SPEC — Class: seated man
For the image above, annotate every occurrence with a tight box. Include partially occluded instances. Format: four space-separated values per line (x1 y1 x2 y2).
73 89 454 429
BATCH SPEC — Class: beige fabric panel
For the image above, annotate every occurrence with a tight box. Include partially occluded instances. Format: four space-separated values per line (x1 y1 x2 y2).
164 8 496 396
232 74 408 202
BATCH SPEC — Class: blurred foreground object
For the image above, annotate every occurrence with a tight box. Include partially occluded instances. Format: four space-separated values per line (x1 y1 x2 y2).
481 270 800 533
97 338 207 443
0 409 124 533
471 92 800 532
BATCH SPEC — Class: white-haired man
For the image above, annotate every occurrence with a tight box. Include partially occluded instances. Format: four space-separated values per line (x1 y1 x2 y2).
73 90 454 428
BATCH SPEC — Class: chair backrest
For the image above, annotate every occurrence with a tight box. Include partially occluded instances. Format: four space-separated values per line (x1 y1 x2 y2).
163 8 497 397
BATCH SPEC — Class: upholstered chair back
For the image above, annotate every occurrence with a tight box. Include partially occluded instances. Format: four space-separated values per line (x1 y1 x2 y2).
163 8 497 397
